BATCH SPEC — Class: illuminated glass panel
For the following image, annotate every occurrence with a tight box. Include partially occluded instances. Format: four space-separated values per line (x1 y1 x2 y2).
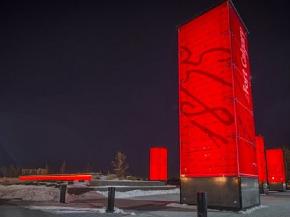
179 2 257 177
266 149 286 184
149 147 168 181
256 135 267 183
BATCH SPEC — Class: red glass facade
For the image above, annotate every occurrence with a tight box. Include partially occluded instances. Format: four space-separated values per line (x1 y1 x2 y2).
256 135 267 183
179 1 257 178
266 149 286 184
149 147 168 181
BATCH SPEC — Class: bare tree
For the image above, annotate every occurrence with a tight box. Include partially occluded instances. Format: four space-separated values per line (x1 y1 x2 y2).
112 151 129 178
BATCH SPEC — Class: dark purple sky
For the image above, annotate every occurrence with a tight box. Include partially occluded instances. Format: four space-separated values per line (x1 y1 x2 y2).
0 0 290 177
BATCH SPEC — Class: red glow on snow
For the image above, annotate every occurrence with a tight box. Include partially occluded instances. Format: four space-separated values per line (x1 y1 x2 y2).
256 135 267 183
266 149 286 184
19 174 92 182
149 147 168 181
178 1 257 177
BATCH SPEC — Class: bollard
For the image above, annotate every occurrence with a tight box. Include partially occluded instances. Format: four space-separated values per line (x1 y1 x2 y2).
106 187 115 213
197 192 207 217
59 184 67 203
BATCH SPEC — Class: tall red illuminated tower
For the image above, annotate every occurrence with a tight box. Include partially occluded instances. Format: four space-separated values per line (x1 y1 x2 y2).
178 1 259 209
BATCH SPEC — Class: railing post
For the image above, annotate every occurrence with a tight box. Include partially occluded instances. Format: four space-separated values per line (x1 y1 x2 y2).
197 192 207 217
59 184 67 203
106 187 115 213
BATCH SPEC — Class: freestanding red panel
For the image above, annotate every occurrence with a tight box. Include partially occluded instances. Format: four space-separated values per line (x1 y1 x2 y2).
266 148 286 191
149 147 168 181
179 1 259 209
256 136 267 182
256 135 268 193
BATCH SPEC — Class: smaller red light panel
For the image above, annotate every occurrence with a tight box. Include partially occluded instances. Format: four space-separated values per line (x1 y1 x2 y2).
149 147 168 181
266 149 286 184
256 136 267 183
19 174 92 182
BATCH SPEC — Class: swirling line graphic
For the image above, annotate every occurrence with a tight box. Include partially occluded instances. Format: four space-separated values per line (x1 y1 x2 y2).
180 46 234 147
189 117 228 146
182 69 232 86
180 46 231 66
180 46 232 86
180 86 234 126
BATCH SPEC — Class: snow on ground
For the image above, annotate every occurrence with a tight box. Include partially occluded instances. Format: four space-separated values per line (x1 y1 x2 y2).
0 183 179 202
97 188 180 198
67 191 103 202
238 205 268 214
167 203 269 214
69 182 89 187
0 185 59 201
27 205 136 215
166 203 195 209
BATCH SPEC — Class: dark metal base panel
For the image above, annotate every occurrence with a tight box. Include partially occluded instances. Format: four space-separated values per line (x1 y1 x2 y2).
268 183 286 191
259 183 268 194
180 176 260 210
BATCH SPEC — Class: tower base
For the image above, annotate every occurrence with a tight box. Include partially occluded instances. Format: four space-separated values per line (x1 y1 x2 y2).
268 183 286 191
259 183 268 194
180 176 260 210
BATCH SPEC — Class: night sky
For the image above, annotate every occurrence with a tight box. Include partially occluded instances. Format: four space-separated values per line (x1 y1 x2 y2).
0 0 290 177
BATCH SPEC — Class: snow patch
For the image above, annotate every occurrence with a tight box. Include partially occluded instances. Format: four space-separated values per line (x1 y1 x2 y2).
97 188 179 198
168 203 268 214
239 205 268 214
166 203 195 209
0 185 59 201
67 191 102 202
27 205 135 215
69 182 89 188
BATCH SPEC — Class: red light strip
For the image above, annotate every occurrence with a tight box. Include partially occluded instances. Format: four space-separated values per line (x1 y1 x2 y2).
19 174 92 181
